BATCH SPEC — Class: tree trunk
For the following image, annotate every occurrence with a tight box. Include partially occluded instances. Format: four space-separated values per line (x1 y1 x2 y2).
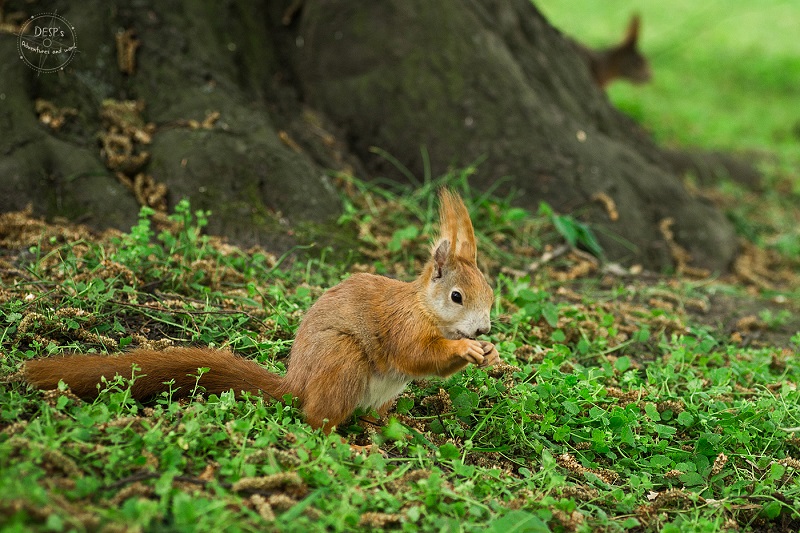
0 0 738 270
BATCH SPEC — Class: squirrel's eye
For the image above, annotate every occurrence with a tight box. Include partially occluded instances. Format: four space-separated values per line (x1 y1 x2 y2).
450 290 463 305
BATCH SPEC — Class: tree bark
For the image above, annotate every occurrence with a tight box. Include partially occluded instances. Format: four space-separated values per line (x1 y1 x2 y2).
290 0 738 270
0 0 739 270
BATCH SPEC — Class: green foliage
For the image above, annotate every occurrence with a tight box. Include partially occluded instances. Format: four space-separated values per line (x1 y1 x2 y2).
335 168 601 275
109 199 213 286
4 3 800 521
3 190 799 531
538 202 603 258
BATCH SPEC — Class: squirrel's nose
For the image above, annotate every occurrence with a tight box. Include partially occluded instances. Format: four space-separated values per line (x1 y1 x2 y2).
475 325 490 337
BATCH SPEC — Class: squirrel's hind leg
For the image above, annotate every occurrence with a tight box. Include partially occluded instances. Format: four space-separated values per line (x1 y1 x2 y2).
299 337 370 433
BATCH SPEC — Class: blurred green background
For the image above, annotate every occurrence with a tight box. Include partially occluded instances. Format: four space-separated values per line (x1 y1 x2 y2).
537 0 800 173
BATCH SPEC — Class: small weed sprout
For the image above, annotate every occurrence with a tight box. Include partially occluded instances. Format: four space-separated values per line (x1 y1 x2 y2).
190 366 211 398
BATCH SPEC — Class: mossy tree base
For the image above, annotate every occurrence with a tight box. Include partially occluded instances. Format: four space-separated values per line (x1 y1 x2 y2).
0 0 738 270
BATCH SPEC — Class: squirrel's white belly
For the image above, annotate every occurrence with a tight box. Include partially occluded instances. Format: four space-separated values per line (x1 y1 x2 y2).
360 372 409 411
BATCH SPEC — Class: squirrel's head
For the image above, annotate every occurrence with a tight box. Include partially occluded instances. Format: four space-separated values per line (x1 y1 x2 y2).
423 190 493 340
615 14 651 84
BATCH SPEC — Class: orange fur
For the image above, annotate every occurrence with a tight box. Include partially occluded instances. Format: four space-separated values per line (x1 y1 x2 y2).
24 190 499 432
437 188 477 262
24 348 287 401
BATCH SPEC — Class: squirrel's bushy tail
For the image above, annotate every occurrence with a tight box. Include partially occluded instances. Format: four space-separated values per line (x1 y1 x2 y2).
24 348 287 401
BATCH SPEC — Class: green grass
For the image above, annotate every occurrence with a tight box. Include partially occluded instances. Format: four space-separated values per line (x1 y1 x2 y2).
2 3 800 530
2 182 799 531
537 0 800 168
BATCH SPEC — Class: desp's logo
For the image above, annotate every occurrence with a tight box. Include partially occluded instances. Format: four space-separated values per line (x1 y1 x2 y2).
34 26 66 38
17 13 77 73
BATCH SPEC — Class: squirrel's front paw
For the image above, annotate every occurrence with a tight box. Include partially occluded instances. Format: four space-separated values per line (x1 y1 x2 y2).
458 339 486 365
478 341 499 367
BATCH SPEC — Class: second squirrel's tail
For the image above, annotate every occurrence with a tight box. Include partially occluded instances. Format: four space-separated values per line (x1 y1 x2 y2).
24 347 288 402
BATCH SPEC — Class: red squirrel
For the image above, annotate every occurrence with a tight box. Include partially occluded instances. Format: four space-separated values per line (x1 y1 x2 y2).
24 190 500 432
572 14 651 89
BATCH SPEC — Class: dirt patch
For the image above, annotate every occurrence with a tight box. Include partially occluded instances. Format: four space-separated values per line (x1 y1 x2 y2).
695 292 799 349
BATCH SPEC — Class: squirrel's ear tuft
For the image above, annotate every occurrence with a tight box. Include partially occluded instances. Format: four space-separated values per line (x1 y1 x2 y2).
623 14 641 46
437 188 478 264
432 239 450 279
